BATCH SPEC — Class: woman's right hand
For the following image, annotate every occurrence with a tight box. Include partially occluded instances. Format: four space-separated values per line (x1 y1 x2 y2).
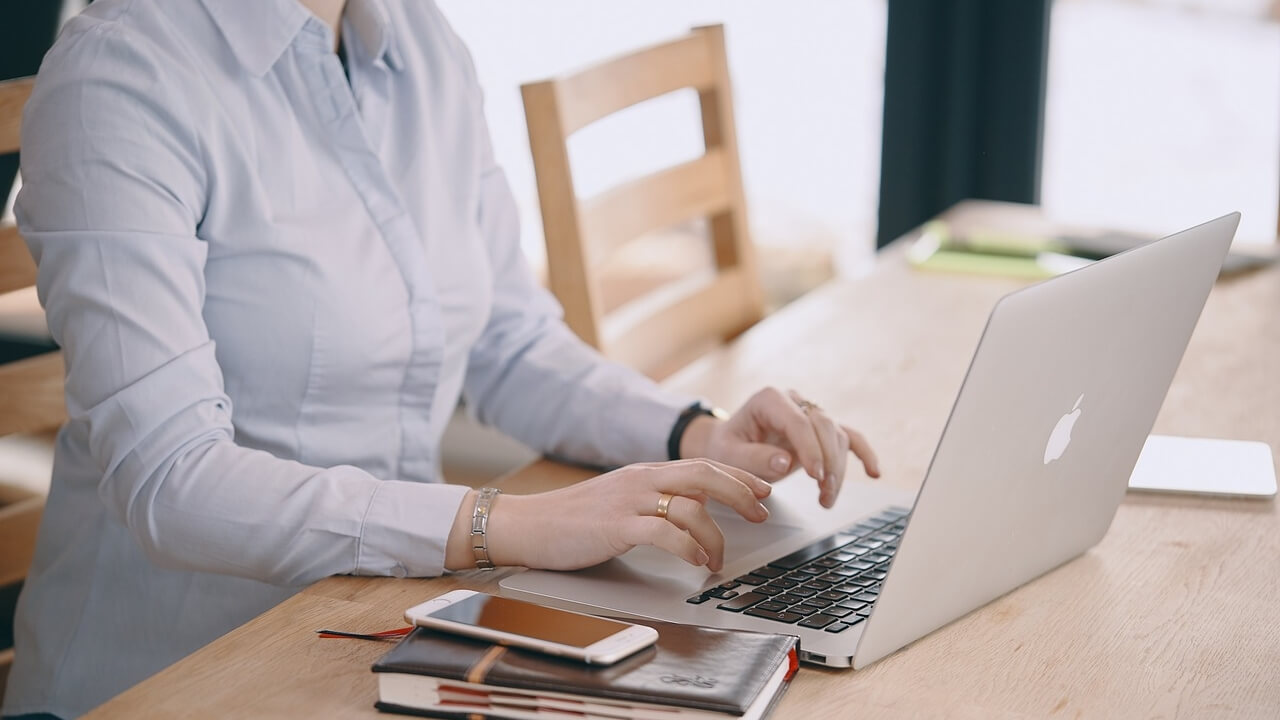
446 459 771 573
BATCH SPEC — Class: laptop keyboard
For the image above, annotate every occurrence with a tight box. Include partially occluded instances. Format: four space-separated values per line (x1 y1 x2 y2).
686 506 910 634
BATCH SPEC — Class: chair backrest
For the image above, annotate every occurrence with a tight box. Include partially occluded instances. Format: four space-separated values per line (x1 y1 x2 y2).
0 74 61 706
522 25 764 379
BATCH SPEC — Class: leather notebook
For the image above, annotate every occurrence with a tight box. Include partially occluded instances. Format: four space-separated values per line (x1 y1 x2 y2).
372 620 798 719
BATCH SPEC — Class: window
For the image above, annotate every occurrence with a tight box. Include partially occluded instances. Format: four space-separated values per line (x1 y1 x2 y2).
1042 0 1280 243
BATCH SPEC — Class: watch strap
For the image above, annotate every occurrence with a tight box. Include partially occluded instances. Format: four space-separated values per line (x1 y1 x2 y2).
470 487 501 570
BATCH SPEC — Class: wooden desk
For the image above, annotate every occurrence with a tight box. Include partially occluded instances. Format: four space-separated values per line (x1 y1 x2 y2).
86 203 1280 718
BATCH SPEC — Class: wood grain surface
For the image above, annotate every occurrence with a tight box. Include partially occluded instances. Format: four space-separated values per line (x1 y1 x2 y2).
84 203 1280 719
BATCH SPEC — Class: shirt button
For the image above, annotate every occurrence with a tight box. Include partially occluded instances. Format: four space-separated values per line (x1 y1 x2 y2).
391 563 407 579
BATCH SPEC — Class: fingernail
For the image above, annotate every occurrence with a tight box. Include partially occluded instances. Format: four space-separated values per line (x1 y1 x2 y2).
770 455 790 473
814 464 824 480
756 502 769 519
826 472 836 486
695 549 710 566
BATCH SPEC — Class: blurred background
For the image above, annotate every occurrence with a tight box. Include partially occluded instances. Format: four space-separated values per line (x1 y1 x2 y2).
1 0 1277 486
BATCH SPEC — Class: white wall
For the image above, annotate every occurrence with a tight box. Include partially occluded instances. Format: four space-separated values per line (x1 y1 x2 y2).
1042 0 1280 243
434 1 888 275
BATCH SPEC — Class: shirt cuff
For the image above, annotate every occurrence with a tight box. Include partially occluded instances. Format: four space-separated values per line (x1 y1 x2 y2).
355 480 471 578
610 387 697 465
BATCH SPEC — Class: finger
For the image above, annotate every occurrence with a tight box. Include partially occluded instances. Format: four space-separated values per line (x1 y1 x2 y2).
663 495 726 572
708 460 772 498
647 460 769 521
720 440 793 482
641 458 771 498
842 424 881 478
757 389 822 481
809 413 848 507
618 516 710 568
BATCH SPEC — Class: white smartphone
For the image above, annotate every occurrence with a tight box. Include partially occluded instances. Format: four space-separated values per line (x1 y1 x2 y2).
404 590 658 665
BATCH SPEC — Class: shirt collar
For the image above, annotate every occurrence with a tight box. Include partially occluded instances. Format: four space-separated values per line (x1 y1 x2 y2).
198 0 401 76
199 0 309 77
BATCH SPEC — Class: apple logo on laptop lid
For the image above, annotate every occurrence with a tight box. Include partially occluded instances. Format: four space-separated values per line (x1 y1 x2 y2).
1044 394 1084 465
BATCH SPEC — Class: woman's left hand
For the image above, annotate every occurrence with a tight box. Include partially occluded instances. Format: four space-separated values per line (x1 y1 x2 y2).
680 387 881 508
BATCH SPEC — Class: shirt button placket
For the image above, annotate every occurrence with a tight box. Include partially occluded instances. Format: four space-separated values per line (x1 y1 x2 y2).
296 21 445 482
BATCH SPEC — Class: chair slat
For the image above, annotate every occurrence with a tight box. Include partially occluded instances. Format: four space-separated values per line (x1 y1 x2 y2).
556 33 715 135
580 150 731 267
603 268 757 378
0 77 34 155
0 495 43 587
0 352 66 437
0 225 37 296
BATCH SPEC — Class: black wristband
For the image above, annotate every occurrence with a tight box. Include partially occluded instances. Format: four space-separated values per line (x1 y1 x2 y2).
667 402 725 461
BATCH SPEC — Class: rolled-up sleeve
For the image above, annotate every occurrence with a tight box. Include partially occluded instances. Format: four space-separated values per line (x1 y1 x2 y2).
19 24 466 587
460 107 692 468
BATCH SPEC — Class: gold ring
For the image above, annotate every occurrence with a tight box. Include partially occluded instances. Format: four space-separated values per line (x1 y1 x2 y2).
656 493 674 520
789 389 820 414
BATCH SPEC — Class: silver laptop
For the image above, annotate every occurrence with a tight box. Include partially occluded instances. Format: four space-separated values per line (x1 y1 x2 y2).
501 213 1239 668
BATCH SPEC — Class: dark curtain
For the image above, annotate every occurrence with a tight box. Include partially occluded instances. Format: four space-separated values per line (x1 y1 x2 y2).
877 0 1052 247
1 1 64 206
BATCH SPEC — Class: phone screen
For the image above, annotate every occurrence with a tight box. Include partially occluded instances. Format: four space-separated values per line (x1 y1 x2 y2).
427 594 633 648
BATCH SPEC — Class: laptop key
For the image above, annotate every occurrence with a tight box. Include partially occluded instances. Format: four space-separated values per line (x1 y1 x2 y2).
801 581 832 592
788 587 818 598
735 573 769 586
743 608 804 624
825 622 852 633
817 591 848 602
755 601 789 613
754 584 785 596
798 614 839 629
705 588 739 600
773 593 806 606
718 581 741 590
868 571 888 580
804 597 834 608
837 601 867 612
812 558 841 569
823 606 854 618
792 603 824 616
716 592 769 612
852 592 879 603
686 594 710 604
752 566 786 579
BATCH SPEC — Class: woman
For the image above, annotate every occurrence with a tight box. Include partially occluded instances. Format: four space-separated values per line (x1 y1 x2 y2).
2 0 879 717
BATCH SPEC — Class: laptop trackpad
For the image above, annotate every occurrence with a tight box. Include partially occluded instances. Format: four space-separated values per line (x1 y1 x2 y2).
503 505 806 611
618 505 804 586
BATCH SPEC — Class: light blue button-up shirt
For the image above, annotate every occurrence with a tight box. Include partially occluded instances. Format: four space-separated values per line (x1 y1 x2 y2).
4 0 691 715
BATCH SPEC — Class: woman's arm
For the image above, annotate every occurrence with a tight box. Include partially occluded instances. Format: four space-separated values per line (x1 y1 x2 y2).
21 21 468 586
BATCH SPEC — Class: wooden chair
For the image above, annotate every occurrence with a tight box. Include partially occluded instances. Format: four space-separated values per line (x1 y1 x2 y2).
0 75 64 707
522 25 765 379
